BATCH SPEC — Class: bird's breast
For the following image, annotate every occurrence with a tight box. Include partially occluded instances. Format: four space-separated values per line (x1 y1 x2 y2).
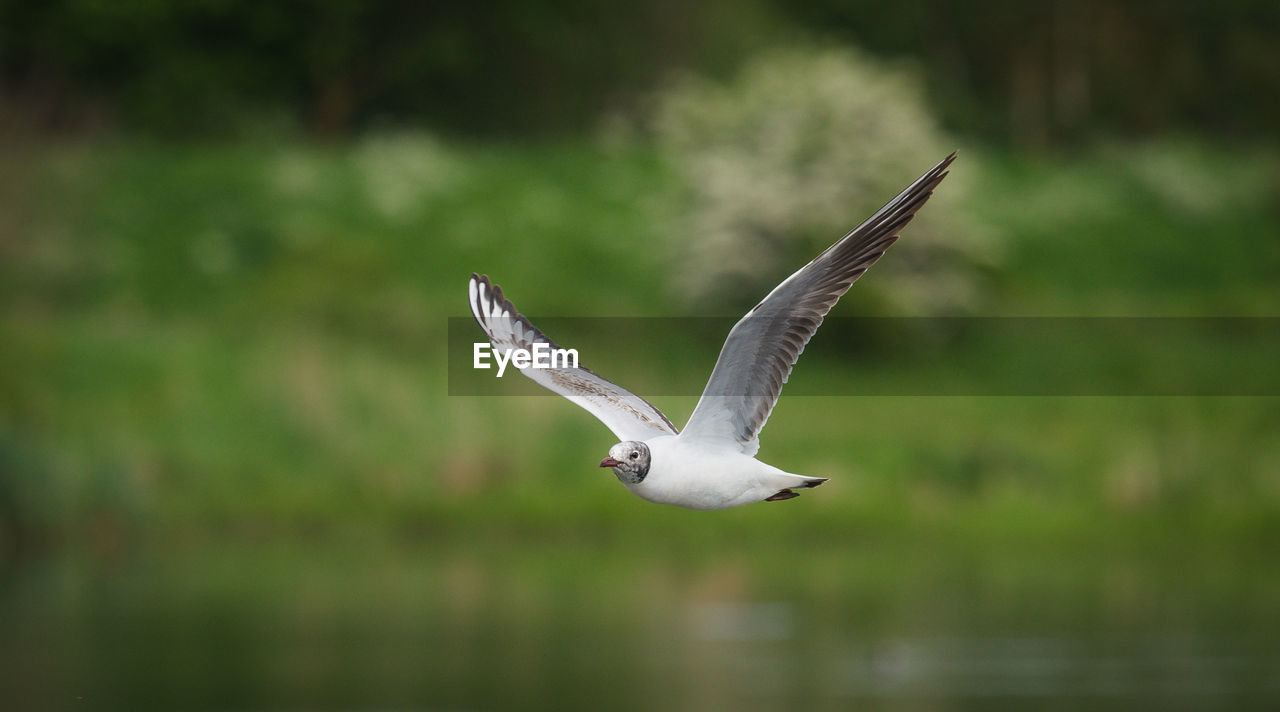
622 438 773 510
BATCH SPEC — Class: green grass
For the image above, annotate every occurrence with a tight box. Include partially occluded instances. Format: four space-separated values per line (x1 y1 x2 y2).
1 135 1278 553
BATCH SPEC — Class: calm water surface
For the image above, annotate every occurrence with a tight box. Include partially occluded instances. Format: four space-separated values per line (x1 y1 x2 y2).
3 531 1277 711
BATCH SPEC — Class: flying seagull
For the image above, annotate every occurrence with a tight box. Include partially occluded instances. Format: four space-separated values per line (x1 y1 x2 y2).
469 153 955 510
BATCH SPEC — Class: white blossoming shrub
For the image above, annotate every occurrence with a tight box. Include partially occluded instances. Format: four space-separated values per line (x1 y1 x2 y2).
655 46 995 313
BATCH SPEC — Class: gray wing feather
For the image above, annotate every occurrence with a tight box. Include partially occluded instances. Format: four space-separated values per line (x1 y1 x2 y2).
469 274 678 442
679 153 956 455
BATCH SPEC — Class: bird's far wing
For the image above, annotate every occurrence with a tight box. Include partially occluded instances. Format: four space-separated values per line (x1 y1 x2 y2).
469 274 678 442
679 153 956 456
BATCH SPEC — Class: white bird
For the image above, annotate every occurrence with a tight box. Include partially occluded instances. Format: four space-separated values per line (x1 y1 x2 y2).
469 153 954 510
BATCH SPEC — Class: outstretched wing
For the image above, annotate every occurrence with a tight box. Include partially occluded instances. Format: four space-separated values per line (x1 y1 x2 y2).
468 274 678 442
679 153 956 455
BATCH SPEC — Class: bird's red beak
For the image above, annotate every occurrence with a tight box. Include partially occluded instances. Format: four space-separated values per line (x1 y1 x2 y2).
600 457 621 468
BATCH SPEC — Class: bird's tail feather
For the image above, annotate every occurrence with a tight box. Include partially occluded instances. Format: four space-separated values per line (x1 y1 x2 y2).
784 474 828 489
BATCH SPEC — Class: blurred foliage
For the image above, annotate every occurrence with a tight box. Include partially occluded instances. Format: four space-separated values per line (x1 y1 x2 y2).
654 46 993 313
0 0 781 136
1 134 1277 554
2 1 1278 143
777 0 1280 144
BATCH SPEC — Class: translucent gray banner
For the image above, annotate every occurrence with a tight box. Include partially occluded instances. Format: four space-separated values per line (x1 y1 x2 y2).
448 317 1280 396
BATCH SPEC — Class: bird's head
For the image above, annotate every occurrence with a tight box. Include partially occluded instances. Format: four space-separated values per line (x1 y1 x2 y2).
600 441 650 484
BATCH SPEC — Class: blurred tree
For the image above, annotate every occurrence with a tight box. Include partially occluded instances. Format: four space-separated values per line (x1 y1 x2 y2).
1 0 1277 142
0 0 780 136
775 0 1280 144
654 46 992 315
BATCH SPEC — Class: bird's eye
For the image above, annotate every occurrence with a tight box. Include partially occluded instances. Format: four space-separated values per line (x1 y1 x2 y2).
630 452 638 459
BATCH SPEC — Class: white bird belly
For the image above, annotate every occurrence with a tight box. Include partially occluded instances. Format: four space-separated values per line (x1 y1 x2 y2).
622 436 799 510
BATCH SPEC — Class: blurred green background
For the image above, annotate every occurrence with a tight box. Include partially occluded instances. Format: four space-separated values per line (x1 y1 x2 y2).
2 1 1279 710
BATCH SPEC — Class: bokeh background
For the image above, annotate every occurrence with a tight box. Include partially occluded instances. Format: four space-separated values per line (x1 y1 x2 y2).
3 2 1279 710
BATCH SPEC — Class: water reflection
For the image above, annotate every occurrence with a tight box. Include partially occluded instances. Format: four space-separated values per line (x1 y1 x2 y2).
3 534 1277 710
